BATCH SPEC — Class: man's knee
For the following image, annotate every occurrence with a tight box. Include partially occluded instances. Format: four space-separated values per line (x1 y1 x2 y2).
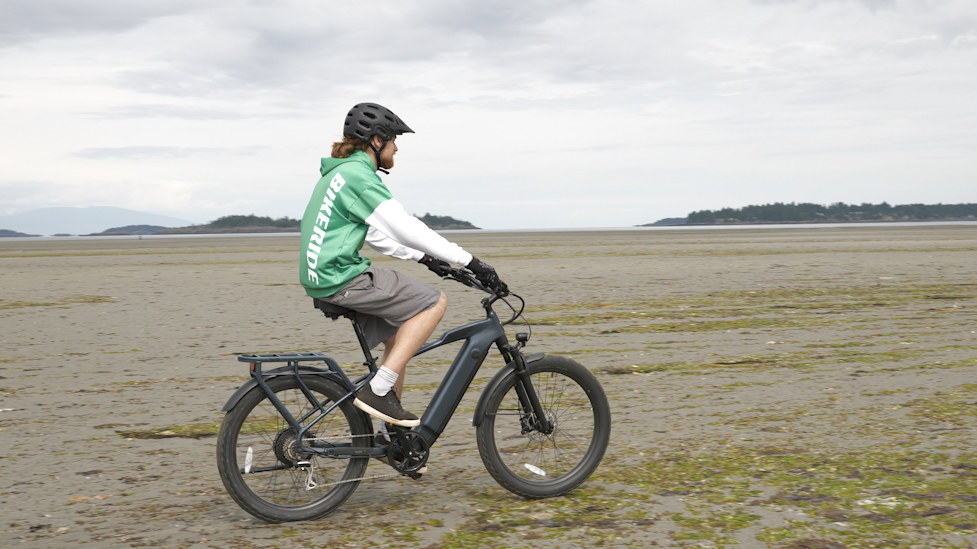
434 292 448 315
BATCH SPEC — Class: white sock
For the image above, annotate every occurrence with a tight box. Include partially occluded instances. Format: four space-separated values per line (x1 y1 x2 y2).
369 365 398 397
378 421 391 442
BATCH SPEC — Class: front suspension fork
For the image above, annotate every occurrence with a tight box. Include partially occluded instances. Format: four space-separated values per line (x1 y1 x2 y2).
505 346 553 435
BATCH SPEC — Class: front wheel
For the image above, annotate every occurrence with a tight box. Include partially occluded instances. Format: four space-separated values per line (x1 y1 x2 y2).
476 355 611 498
216 375 372 522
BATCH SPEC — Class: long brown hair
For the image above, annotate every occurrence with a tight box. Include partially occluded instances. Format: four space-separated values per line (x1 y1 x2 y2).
331 135 371 158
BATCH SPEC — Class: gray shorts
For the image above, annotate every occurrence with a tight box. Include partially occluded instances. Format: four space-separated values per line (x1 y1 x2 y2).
317 266 442 349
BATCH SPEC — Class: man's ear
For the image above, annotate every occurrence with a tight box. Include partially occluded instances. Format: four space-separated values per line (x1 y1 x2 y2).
371 135 384 149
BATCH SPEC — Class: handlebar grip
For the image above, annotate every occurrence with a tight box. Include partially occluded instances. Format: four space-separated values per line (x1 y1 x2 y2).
446 267 510 297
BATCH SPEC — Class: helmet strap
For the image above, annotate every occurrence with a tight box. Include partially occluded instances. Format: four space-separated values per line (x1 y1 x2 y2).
370 139 390 175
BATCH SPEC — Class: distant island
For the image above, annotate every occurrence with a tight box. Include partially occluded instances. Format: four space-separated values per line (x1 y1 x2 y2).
416 213 479 230
0 229 39 238
639 217 687 226
0 212 480 236
158 215 300 234
89 225 167 236
641 202 977 226
156 212 479 234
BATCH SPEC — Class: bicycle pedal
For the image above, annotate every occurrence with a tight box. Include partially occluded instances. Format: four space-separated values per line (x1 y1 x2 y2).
402 471 422 480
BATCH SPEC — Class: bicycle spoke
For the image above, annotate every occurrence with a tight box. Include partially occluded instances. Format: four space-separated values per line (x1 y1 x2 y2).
232 386 362 507
489 367 598 482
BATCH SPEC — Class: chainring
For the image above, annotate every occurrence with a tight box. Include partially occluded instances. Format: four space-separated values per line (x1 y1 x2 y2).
386 431 430 473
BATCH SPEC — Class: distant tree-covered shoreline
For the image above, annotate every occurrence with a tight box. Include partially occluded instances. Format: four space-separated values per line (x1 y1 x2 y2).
416 213 479 230
157 213 478 234
157 215 300 234
685 202 977 225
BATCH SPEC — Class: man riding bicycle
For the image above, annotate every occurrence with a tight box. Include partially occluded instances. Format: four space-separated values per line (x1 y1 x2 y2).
299 103 507 433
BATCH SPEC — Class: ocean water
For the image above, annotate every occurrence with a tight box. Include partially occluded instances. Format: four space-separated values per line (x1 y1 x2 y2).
2 220 976 241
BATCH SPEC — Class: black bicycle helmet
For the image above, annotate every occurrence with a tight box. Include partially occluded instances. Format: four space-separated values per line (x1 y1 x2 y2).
343 103 413 142
343 103 412 173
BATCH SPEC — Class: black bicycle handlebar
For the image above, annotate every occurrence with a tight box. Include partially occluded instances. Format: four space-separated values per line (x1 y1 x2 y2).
444 267 493 294
443 267 526 328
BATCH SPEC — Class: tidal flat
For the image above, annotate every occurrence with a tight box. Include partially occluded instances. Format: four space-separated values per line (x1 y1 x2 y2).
1 225 976 548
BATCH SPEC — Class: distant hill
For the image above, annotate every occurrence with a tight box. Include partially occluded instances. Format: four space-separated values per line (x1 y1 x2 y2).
416 213 479 230
0 207 195 236
638 217 687 227
159 212 479 233
91 225 166 236
0 229 39 238
686 202 977 224
158 215 300 234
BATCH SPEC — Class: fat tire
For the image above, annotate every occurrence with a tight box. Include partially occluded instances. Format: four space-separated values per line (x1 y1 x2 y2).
476 355 610 498
216 375 372 522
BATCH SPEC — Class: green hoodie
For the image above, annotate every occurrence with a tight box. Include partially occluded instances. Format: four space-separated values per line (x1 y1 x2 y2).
299 151 394 297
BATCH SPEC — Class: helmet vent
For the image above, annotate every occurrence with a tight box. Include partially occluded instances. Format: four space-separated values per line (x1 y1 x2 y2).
363 111 377 120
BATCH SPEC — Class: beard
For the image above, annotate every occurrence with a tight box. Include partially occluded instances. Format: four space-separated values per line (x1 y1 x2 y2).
381 154 395 170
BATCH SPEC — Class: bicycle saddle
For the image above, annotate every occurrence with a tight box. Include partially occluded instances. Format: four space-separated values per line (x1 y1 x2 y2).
313 298 354 320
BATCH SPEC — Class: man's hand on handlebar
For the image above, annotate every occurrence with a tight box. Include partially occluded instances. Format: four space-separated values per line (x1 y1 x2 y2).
418 254 451 277
466 257 509 296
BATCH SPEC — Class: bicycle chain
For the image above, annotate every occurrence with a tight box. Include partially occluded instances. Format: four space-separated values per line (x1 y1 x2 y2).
313 471 406 487
301 432 375 442
296 432 417 487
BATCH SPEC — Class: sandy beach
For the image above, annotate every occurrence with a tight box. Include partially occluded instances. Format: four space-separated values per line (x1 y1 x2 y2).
1 225 976 548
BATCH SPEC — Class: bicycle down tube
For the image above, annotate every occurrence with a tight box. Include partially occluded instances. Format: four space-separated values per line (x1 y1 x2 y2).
412 312 505 445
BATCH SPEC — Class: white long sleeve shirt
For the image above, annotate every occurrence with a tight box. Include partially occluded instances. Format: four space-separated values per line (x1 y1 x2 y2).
364 198 473 266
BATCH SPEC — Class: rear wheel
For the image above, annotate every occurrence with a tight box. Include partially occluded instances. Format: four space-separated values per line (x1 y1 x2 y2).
476 356 611 498
216 376 372 522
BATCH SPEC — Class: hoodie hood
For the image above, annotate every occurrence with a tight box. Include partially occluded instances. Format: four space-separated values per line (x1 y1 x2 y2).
320 150 374 177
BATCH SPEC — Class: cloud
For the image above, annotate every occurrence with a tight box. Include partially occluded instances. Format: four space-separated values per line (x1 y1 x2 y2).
96 1 626 102
73 146 266 159
752 0 897 9
80 0 970 118
2 0 975 227
91 104 250 120
4 0 961 120
0 0 200 47
89 104 302 120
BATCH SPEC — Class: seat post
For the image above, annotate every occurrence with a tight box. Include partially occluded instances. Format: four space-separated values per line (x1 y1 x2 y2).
313 298 378 373
348 314 378 372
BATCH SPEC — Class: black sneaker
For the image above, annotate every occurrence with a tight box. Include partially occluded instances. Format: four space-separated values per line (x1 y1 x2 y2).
354 389 420 427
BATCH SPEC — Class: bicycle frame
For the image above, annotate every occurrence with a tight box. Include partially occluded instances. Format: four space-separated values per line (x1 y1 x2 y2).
412 309 505 444
228 294 551 459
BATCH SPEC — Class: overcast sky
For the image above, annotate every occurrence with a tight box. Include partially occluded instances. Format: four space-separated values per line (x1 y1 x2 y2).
1 0 974 229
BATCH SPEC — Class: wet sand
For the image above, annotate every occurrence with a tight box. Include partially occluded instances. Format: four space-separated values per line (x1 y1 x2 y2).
1 225 976 548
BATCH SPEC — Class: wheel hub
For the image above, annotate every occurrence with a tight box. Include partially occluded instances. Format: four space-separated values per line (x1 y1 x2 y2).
273 428 315 467
520 410 557 435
